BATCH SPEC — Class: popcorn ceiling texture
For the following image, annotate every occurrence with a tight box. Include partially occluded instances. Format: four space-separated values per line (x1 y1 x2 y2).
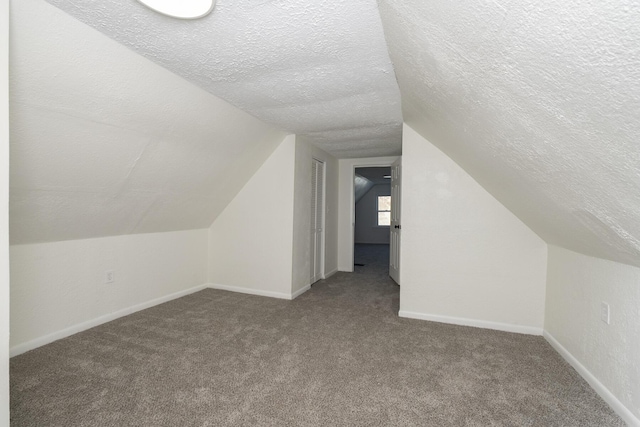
378 0 640 267
22 0 640 269
45 0 403 158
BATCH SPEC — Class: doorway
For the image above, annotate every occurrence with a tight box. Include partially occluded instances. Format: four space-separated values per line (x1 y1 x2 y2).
353 166 392 275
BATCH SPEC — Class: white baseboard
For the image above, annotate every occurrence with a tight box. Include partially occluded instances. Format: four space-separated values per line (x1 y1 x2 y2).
544 331 639 427
398 310 543 336
10 284 209 358
208 283 310 300
322 268 338 280
207 283 296 300
11 282 311 357
292 285 311 299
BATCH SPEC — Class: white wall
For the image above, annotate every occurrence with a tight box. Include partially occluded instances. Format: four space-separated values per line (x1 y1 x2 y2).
399 124 547 334
292 138 339 292
1 0 9 422
10 0 285 245
10 229 208 355
338 156 399 271
208 136 297 299
209 135 338 298
322 152 339 279
545 245 640 425
354 184 391 244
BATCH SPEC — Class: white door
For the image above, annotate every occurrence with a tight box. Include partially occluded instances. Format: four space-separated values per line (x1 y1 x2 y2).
389 158 401 284
310 159 325 284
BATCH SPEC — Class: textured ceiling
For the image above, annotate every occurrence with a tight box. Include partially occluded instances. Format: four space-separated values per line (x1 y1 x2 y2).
379 0 640 267
14 0 640 268
354 175 374 204
10 0 285 244
356 167 391 185
44 0 403 158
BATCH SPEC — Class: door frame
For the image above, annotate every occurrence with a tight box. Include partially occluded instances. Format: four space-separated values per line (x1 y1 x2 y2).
389 158 401 284
312 158 326 282
349 162 395 271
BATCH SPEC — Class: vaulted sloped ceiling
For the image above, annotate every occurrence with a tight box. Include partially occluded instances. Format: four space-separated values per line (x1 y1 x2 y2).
44 0 403 158
14 0 640 269
10 0 285 244
378 0 640 267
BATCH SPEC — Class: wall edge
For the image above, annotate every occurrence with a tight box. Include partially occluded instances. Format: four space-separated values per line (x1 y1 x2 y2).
543 330 640 426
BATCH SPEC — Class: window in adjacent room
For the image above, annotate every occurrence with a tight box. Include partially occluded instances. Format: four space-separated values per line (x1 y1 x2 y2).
377 195 391 226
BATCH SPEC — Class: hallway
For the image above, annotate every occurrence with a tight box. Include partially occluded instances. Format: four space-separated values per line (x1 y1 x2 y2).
353 243 392 277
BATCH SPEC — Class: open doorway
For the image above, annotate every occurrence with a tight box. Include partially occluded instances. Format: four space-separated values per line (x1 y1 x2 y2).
353 167 392 275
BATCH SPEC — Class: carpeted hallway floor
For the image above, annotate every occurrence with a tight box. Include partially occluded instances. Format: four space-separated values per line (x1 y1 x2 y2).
11 244 623 426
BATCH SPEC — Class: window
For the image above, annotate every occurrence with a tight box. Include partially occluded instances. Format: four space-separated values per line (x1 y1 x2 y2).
377 195 391 226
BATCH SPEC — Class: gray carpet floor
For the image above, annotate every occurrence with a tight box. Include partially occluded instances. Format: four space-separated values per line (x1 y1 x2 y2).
11 244 624 426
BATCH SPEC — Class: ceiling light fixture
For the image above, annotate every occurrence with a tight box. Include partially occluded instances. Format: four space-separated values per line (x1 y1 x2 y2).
383 175 391 179
135 0 216 20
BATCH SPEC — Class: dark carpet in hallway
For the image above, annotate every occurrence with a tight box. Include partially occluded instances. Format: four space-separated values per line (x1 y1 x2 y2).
10 244 623 426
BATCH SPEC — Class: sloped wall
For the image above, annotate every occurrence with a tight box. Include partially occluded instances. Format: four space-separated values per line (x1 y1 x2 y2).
545 246 640 424
10 0 285 245
378 0 640 268
208 136 297 298
399 124 547 333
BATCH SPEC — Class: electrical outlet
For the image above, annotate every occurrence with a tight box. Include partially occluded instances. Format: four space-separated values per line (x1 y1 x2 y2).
104 270 114 284
600 302 610 325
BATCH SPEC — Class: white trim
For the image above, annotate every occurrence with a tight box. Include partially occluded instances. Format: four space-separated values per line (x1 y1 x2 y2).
398 310 543 336
323 268 338 280
10 282 315 357
348 160 397 273
291 285 311 299
314 158 326 285
208 283 294 300
544 331 640 427
10 284 209 357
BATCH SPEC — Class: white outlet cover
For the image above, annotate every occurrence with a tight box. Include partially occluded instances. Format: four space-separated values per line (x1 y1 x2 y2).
105 270 114 284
